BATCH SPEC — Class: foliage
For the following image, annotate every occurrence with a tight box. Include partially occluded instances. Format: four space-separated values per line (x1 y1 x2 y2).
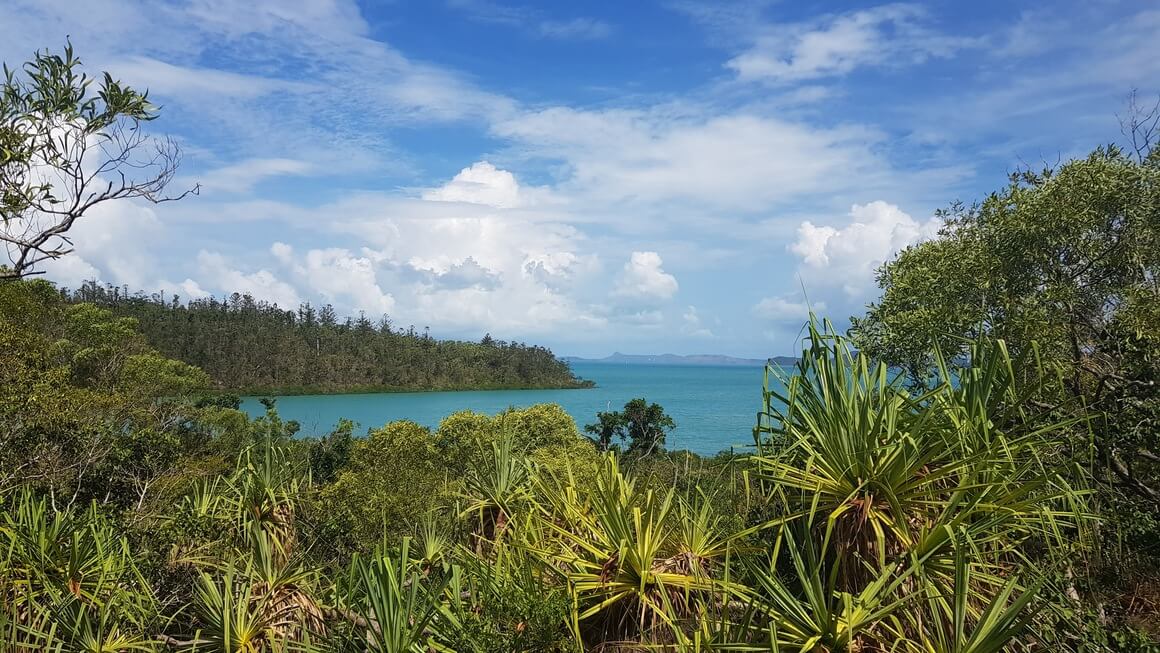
585 397 676 457
62 281 593 394
1 490 160 651
851 143 1160 636
0 268 1150 650
749 318 1091 650
1 43 193 280
0 279 212 508
318 420 449 552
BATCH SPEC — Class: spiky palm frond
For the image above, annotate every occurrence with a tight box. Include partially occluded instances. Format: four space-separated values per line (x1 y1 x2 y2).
526 455 746 648
739 318 1092 651
460 436 532 552
335 539 455 653
1 490 159 652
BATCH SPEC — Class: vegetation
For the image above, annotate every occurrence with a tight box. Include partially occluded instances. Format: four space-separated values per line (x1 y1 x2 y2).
5 275 1147 650
585 397 677 456
1 42 195 280
63 281 593 394
852 139 1160 640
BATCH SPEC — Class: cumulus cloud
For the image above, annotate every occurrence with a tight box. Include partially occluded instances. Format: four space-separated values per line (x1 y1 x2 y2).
613 251 678 301
790 201 940 296
158 278 212 300
410 256 503 291
40 201 165 290
255 172 607 335
682 305 714 338
45 255 102 289
422 161 524 208
270 242 395 315
196 250 302 308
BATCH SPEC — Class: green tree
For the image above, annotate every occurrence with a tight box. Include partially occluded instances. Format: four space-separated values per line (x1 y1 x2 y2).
1 43 195 279
585 398 675 457
0 279 211 508
850 142 1160 639
62 282 592 394
852 144 1159 504
319 421 450 550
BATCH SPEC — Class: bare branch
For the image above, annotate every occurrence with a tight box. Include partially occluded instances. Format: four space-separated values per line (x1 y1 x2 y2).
1 44 197 280
1117 88 1160 162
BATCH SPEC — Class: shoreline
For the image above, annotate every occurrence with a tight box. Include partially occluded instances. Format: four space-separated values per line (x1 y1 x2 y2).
227 379 597 397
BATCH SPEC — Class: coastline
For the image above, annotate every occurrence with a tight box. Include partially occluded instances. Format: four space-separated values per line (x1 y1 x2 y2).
229 378 596 397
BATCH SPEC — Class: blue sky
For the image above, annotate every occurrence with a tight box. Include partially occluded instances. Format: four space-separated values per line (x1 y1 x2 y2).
2 0 1157 357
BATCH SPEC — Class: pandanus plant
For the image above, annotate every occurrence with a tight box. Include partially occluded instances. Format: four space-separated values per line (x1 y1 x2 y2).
169 439 325 650
460 436 532 553
734 318 1092 650
333 539 457 652
0 490 159 652
526 455 748 649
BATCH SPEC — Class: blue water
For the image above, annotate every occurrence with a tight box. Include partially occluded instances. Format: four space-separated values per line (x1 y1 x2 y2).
241 362 775 456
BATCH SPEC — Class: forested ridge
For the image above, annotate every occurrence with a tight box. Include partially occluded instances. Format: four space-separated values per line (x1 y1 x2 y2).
62 281 593 394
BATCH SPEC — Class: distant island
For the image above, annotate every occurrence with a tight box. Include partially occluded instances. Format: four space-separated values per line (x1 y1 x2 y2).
563 352 798 367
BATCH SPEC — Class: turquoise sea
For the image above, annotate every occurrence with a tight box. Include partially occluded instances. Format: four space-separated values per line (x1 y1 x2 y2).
241 362 779 456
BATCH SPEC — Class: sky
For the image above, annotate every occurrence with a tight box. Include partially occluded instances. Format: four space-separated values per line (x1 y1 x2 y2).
1 0 1157 357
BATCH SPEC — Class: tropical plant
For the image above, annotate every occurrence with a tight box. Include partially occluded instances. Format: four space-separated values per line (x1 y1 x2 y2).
0 490 159 652
460 436 532 552
335 539 455 652
735 318 1093 650
525 455 744 648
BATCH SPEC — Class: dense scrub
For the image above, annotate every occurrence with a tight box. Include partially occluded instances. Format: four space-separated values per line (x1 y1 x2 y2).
62 281 592 394
4 281 1154 650
852 144 1160 641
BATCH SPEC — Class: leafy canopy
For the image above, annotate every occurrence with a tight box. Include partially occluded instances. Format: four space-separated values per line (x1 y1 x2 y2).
584 397 676 457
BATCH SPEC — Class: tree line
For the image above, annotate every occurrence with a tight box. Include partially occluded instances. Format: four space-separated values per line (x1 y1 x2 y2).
62 281 593 394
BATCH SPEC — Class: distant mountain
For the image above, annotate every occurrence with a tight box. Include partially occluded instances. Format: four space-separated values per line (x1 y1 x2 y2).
563 352 798 367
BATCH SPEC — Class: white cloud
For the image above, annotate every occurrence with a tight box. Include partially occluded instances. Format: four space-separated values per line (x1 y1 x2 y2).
270 242 395 315
157 278 212 300
753 296 825 322
539 17 611 40
422 161 524 208
790 201 940 296
448 0 610 40
195 158 315 194
251 175 607 335
681 305 714 338
427 257 502 291
614 251 678 301
39 201 165 289
492 108 899 214
726 4 978 83
183 0 370 37
619 309 665 326
196 250 302 308
45 254 102 289
107 57 308 100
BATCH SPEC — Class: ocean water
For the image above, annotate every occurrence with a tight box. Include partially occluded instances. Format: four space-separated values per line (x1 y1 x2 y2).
240 362 779 456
